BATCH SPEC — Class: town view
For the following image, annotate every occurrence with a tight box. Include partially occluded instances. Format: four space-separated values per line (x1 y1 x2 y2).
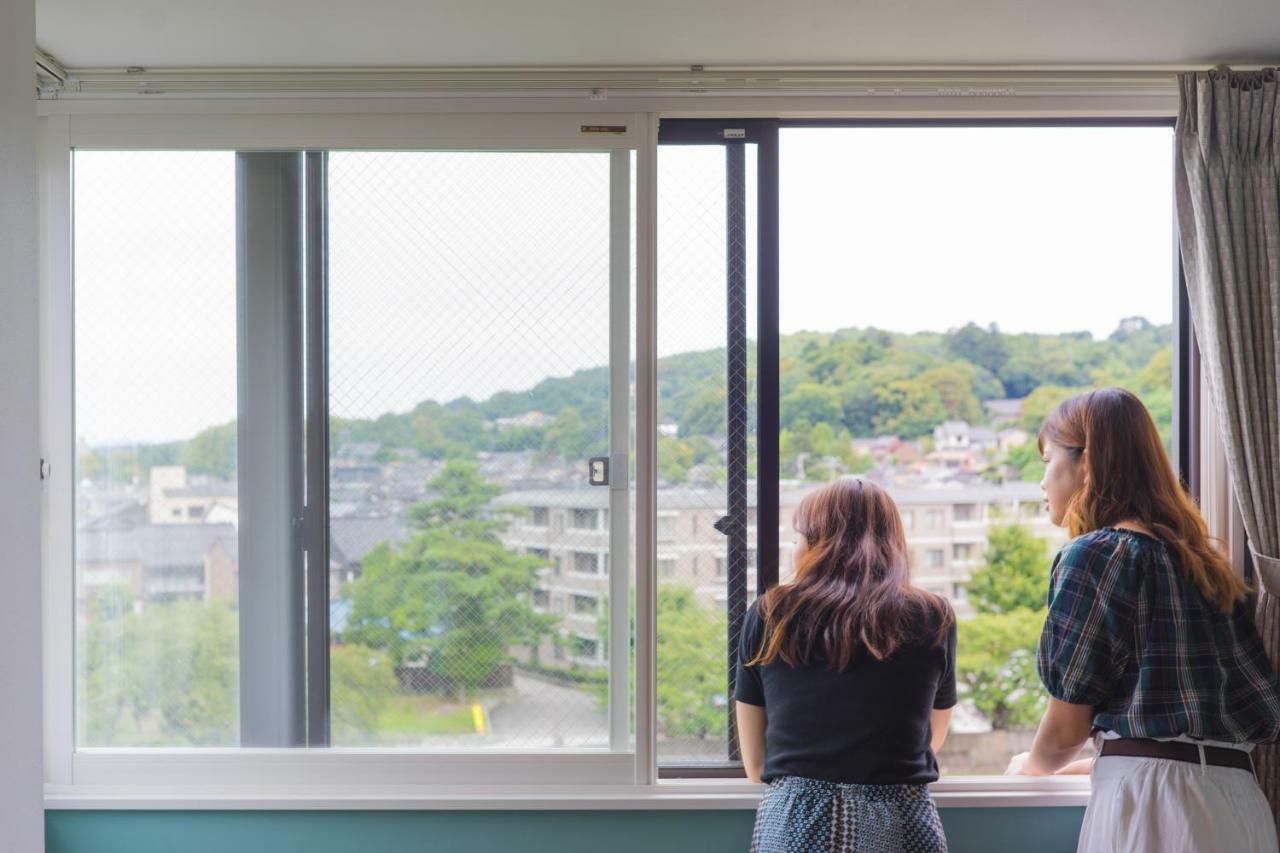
75 316 1172 774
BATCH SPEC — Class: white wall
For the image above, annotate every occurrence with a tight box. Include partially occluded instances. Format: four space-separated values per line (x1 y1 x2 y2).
0 0 45 848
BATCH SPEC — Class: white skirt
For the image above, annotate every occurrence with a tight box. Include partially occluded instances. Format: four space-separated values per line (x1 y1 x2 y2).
1079 753 1278 852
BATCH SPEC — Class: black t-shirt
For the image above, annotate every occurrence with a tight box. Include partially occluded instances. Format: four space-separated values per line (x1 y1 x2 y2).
734 600 957 785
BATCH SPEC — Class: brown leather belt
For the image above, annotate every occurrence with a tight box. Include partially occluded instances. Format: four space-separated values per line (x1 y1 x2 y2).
1099 737 1255 775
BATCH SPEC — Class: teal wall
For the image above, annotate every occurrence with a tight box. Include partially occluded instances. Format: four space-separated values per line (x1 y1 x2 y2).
47 807 1085 853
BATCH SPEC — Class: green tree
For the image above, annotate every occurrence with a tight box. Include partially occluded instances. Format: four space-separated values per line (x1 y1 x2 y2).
80 591 239 746
917 364 986 425
1019 384 1080 433
954 524 1053 730
1005 442 1046 483
957 609 1047 730
542 406 603 459
344 460 556 700
966 523 1049 614
331 644 400 743
873 379 948 438
781 383 844 430
658 586 729 739
680 387 726 438
182 421 237 478
658 436 697 484
596 585 728 740
945 322 1010 377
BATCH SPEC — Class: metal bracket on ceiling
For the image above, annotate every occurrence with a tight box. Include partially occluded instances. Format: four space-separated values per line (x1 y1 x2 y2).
35 47 78 98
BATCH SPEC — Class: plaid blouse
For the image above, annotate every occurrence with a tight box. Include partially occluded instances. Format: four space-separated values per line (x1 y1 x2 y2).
1037 527 1280 743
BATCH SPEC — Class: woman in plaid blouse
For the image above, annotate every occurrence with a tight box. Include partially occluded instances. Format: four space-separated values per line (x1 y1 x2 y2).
1005 388 1280 852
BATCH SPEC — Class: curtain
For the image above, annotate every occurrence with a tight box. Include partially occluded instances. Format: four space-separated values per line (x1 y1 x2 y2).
1175 67 1280 824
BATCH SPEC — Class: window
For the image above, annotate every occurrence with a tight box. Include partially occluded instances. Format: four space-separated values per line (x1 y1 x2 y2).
655 139 760 768
655 120 1178 780
74 151 240 747
71 145 635 763
56 114 1182 799
571 635 599 660
769 123 1176 777
571 508 599 530
573 551 601 575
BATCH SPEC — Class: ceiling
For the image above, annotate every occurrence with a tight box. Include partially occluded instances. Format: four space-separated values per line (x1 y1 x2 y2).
37 0 1280 70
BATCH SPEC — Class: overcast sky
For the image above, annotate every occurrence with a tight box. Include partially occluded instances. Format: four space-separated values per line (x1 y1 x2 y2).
74 125 1173 445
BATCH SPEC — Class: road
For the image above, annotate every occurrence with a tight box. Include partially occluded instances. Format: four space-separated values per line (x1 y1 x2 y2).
487 671 610 748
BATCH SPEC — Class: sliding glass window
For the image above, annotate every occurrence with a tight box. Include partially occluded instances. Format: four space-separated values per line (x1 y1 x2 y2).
72 147 635 752
656 120 1181 775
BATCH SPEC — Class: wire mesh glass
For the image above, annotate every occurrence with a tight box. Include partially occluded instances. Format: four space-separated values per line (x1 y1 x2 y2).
73 151 240 747
326 151 621 748
655 144 759 765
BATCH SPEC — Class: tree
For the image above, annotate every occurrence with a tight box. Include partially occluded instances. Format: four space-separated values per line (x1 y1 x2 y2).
657 586 729 739
781 383 844 430
80 589 239 746
182 421 237 478
542 406 603 459
595 585 729 740
955 524 1053 730
331 644 400 743
917 364 986 425
967 523 1049 614
680 387 726 438
1019 384 1080 433
957 609 1048 730
344 460 556 700
1005 442 1046 483
658 436 696 483
945 322 1010 377
873 379 948 438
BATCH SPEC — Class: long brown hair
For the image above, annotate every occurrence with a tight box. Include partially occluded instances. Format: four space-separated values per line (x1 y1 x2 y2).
1038 387 1250 613
750 478 954 669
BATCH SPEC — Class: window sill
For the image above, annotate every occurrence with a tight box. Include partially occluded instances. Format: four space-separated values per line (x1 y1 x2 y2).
44 777 1091 811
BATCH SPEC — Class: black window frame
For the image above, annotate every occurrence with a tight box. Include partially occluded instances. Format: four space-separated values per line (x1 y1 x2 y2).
656 115 1194 778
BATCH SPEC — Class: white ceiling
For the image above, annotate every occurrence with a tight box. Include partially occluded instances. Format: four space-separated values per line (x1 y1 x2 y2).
37 0 1280 70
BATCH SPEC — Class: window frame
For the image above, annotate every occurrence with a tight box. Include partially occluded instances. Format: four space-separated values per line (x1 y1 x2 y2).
653 115 1197 786
41 111 650 797
38 101 1206 809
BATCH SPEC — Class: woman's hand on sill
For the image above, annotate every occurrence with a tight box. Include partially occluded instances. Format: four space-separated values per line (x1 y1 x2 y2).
1005 752 1092 776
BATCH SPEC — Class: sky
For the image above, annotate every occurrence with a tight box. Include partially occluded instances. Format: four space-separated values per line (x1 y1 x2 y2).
73 126 1174 445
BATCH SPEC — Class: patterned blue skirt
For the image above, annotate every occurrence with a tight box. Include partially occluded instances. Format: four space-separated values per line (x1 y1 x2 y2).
750 776 947 853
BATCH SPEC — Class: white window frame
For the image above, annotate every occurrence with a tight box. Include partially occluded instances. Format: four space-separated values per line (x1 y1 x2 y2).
38 86 1192 810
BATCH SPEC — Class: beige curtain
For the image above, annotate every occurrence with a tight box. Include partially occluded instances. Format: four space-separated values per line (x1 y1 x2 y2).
1175 67 1280 824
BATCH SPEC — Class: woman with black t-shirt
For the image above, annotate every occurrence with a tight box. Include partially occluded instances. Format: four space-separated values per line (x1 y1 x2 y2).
736 478 956 853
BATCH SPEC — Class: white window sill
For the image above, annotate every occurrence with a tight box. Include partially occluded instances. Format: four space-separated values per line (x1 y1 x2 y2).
44 777 1091 811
